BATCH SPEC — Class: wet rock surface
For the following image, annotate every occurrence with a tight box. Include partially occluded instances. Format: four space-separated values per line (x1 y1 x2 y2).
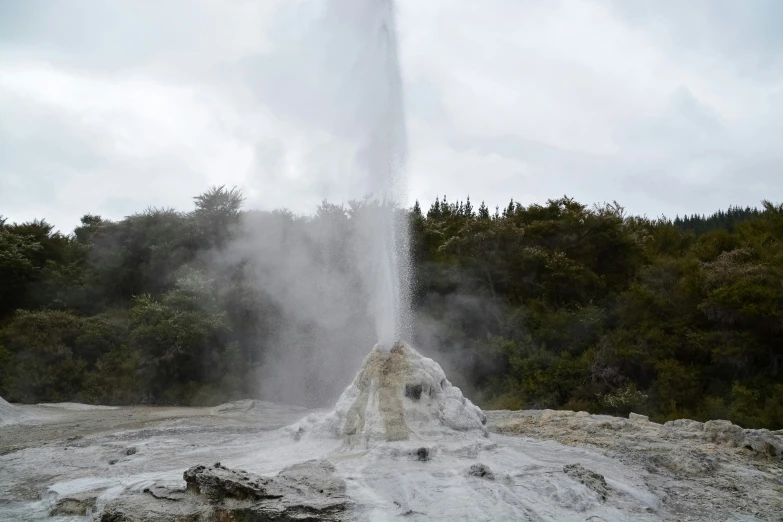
50 493 97 516
487 409 783 520
0 401 309 455
100 460 347 521
1 393 781 520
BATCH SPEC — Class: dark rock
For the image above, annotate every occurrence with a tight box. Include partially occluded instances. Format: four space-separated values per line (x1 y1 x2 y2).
415 447 429 461
183 463 283 502
108 458 118 465
468 463 495 480
100 459 347 521
405 384 423 401
563 463 609 501
125 447 137 456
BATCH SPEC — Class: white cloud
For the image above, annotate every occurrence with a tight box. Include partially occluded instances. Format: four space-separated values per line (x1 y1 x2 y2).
398 0 783 216
0 58 254 228
1 0 782 231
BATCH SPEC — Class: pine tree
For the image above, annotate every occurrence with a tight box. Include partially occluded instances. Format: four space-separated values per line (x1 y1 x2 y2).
441 195 451 217
428 197 442 219
478 201 489 220
464 196 474 217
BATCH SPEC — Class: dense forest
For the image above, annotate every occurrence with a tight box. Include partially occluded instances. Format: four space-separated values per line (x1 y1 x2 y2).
1 188 782 429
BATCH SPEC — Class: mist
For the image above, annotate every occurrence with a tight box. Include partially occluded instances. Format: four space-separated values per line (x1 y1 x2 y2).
211 0 410 405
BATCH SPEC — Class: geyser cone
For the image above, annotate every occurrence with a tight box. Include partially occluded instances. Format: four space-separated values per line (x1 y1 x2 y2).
292 342 487 448
0 396 22 426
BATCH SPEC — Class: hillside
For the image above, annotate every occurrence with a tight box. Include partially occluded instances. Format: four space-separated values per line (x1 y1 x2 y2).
1 188 782 429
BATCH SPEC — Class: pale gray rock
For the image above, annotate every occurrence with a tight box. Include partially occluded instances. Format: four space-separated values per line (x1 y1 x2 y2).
703 419 746 447
663 418 705 440
50 492 97 516
742 428 782 461
487 409 783 519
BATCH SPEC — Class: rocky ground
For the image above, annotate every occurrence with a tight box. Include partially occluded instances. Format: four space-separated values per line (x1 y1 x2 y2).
0 400 310 456
487 409 783 521
1 399 781 520
0 401 319 520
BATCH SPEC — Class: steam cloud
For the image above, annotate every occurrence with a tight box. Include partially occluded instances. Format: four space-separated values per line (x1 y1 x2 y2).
215 0 410 405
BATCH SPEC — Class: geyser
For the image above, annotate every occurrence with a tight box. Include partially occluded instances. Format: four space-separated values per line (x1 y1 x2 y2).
339 0 409 346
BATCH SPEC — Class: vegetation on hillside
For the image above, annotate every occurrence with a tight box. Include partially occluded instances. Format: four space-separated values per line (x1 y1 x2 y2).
1 189 781 429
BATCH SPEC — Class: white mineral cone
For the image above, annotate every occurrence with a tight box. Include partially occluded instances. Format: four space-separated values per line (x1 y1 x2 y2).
0 396 22 426
291 342 488 448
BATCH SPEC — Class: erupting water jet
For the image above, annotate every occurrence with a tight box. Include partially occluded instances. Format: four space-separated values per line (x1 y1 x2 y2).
337 0 410 347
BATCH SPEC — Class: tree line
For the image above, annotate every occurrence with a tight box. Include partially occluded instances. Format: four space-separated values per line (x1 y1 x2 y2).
1 188 781 429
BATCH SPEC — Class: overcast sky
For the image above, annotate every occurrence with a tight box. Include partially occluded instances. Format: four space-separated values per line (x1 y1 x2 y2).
1 0 782 232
